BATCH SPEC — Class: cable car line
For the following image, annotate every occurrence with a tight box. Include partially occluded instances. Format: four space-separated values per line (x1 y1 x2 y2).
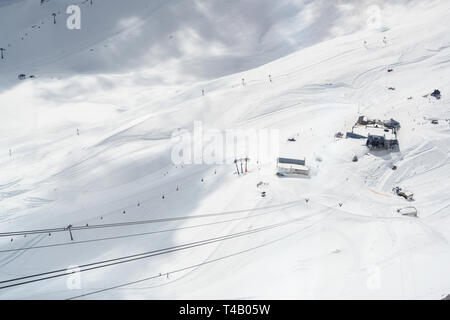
0 203 304 254
0 213 325 290
67 221 321 300
0 201 303 238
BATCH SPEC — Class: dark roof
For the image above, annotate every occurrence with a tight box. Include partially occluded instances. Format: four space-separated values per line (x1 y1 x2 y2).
277 157 305 166
384 119 400 129
346 132 366 139
431 90 441 99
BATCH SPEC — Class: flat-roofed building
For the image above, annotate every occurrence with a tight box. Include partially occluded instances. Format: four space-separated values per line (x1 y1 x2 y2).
276 157 309 176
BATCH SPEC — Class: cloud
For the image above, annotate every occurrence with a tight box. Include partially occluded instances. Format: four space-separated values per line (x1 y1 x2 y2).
0 0 417 83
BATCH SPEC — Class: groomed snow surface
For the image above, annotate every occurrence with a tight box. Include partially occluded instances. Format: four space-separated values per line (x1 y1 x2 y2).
0 0 449 299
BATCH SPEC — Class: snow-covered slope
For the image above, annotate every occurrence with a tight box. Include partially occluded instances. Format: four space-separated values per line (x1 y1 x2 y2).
0 0 449 299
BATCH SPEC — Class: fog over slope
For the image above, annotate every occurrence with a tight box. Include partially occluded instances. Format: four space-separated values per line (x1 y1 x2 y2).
0 0 418 80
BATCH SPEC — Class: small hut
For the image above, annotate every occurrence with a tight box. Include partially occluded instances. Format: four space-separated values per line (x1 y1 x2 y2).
276 157 309 177
383 118 401 131
431 89 441 100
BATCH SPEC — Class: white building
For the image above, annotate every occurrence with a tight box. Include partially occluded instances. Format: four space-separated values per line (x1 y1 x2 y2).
276 157 309 177
351 124 399 150
352 125 397 140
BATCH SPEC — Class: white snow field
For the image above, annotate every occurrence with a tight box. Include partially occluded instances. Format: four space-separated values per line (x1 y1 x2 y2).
0 0 450 299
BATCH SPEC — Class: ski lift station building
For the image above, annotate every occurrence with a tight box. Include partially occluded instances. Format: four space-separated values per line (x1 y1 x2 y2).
349 123 399 151
276 157 309 177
